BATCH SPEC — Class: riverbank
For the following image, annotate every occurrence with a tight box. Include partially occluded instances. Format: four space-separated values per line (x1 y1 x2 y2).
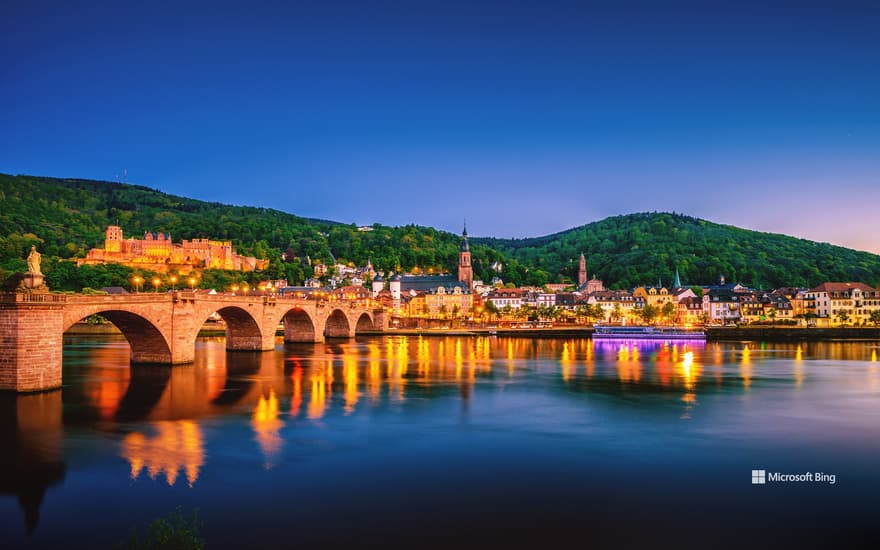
359 327 595 338
706 327 880 341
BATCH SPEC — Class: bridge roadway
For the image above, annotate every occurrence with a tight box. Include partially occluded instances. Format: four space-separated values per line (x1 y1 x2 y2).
0 291 386 392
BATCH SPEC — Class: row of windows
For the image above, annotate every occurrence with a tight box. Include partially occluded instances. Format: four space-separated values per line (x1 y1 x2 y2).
831 310 877 316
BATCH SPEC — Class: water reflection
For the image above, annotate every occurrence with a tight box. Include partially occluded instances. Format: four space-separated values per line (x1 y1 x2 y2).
252 390 283 468
50 337 880 427
3 335 880 539
121 420 204 486
0 392 65 534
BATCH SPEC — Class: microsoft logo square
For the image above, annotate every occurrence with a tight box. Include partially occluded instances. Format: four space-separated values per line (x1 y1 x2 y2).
752 469 766 484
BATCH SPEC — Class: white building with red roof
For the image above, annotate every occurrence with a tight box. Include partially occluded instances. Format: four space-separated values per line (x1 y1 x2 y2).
805 282 880 324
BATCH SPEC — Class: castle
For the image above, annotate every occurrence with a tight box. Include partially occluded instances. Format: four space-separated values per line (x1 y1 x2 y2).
77 225 268 274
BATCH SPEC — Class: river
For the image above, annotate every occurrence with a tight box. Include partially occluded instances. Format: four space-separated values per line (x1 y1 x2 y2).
1 335 879 548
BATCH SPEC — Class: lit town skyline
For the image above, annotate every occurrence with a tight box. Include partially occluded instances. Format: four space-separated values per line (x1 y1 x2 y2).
2 1 878 252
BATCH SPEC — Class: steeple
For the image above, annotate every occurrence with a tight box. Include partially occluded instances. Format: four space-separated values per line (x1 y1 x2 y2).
458 221 473 290
673 268 681 289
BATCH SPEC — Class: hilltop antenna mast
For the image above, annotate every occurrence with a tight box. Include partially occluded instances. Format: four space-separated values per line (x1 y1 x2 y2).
123 168 127 184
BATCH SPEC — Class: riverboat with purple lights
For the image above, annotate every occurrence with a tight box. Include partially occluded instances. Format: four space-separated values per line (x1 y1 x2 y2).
593 325 706 340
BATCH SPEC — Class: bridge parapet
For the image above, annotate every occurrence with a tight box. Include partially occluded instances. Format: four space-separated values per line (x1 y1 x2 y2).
0 293 68 305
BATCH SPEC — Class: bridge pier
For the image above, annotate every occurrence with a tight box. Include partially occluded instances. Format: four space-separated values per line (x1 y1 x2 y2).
0 294 66 393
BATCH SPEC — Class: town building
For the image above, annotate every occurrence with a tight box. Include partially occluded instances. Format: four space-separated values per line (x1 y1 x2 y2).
677 296 706 325
486 288 527 310
587 290 642 324
805 282 880 325
407 285 473 317
536 293 556 308
331 285 372 301
704 289 742 324
632 285 674 309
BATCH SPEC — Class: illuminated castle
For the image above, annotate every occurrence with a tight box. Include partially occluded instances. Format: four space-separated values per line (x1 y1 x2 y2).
78 225 268 273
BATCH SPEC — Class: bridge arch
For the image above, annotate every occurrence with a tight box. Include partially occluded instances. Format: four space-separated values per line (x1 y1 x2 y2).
64 310 173 364
203 306 265 351
354 311 375 334
281 307 318 343
324 308 351 338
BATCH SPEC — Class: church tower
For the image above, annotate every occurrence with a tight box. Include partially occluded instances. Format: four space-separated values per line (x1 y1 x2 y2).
458 223 473 290
578 252 587 287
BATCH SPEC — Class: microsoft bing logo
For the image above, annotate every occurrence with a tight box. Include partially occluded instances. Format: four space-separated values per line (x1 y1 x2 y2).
752 470 766 484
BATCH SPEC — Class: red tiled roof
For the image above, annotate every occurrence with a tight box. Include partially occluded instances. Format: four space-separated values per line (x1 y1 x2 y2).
807 282 877 294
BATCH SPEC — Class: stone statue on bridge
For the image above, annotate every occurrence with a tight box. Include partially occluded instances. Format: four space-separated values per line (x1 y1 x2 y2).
1 246 48 293
27 246 42 275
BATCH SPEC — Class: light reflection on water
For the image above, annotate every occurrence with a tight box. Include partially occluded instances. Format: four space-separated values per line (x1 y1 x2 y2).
2 335 880 548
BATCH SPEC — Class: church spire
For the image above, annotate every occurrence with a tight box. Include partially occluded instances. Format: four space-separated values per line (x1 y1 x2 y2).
673 268 681 289
458 219 473 290
460 221 469 252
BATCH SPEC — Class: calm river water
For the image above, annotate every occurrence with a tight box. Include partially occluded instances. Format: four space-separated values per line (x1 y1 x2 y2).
2 335 880 548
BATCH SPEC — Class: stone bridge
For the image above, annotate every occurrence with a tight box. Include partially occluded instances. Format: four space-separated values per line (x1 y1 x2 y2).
0 291 385 393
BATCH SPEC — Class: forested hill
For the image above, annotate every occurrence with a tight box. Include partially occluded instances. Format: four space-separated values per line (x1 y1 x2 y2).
2 174 878 291
475 212 880 289
0 173 515 288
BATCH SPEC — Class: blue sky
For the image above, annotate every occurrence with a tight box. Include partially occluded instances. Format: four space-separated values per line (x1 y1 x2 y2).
2 0 878 251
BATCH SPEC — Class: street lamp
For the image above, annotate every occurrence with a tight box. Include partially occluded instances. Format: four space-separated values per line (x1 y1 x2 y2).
231 284 239 295
188 277 197 291
132 276 143 293
169 275 178 290
152 277 161 292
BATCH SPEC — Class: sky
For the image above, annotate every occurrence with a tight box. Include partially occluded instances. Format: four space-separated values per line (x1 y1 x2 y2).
2 0 879 251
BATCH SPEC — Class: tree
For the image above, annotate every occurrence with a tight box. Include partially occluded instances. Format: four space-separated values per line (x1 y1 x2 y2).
610 303 622 324
640 304 658 325
836 311 850 326
870 310 880 327
484 300 499 320
663 301 677 324
502 304 513 320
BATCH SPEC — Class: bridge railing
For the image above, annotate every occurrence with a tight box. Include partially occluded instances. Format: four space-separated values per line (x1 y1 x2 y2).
0 292 68 304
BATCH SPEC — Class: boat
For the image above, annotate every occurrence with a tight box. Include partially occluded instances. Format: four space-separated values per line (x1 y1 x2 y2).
592 325 705 340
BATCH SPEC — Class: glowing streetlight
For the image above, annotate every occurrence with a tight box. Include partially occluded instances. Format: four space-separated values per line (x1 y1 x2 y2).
152 277 161 292
169 275 178 290
231 284 239 295
188 277 197 291
132 276 143 293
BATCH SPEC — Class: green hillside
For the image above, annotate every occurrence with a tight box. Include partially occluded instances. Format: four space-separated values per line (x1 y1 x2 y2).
475 212 880 289
2 174 878 291
0 173 515 290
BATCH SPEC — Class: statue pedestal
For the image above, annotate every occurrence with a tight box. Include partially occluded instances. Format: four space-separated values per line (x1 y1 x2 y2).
18 273 47 293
